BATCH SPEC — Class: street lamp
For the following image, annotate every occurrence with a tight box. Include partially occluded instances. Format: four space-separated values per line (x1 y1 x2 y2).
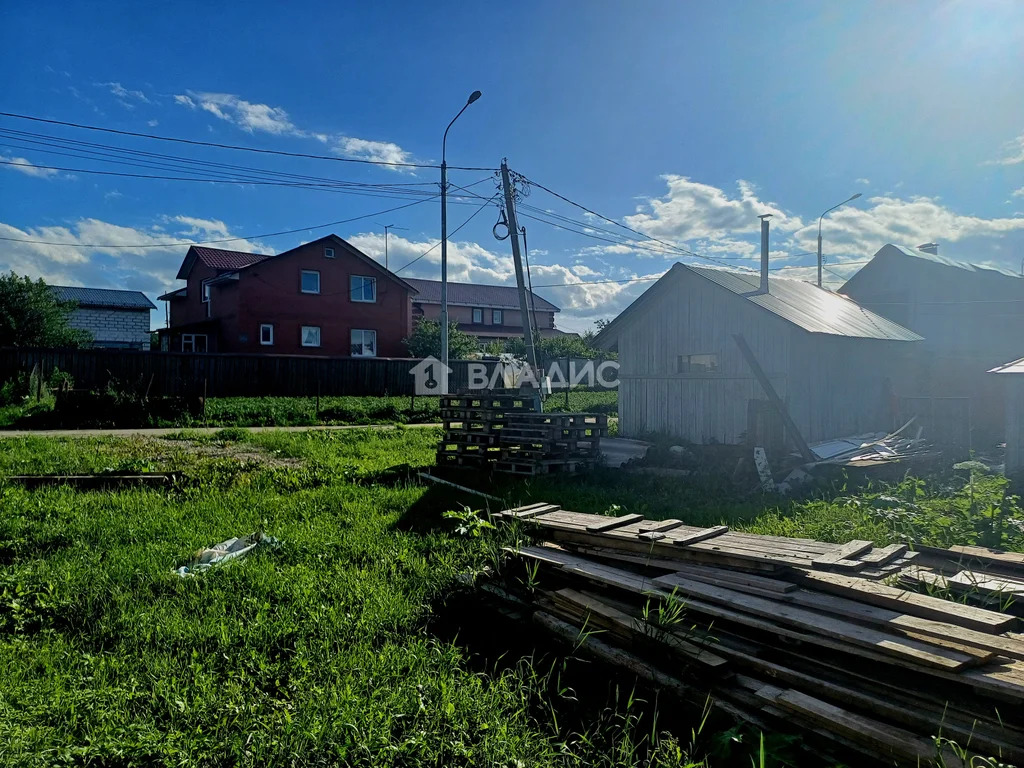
440 90 482 391
817 193 861 287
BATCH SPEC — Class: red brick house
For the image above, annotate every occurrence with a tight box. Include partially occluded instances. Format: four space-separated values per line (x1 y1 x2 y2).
157 234 416 356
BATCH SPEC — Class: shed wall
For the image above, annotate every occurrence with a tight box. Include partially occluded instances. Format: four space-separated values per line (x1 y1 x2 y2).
1006 376 1024 476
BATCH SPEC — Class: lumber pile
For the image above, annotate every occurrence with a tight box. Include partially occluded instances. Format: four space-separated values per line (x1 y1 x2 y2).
496 412 608 475
489 502 1024 766
436 390 539 468
436 390 607 475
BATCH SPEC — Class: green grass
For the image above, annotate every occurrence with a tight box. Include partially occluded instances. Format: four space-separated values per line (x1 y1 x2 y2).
0 427 718 768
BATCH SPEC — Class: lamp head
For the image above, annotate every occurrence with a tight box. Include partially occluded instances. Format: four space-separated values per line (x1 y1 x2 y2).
850 193 862 201
467 90 482 104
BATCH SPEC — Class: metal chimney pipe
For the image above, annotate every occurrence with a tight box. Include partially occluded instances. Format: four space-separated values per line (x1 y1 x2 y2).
759 214 772 293
916 242 938 255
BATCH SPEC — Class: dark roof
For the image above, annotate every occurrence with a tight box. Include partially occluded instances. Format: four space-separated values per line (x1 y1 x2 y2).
175 246 269 279
157 287 187 301
594 263 922 348
405 278 560 312
50 285 156 310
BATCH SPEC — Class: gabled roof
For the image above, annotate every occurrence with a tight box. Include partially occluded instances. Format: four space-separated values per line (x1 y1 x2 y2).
989 357 1024 374
170 235 418 294
886 244 1024 279
157 287 187 301
594 263 922 349
50 285 156 310
175 246 270 279
405 278 560 312
842 244 1024 293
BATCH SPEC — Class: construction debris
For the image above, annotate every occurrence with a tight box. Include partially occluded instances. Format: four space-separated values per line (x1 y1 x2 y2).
436 390 607 475
485 502 1024 766
174 532 280 577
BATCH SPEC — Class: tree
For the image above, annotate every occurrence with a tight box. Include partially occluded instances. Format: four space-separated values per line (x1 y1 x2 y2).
403 318 479 359
0 272 92 348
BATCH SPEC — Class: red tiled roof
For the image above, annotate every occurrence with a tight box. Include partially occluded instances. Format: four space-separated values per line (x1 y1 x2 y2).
190 247 270 271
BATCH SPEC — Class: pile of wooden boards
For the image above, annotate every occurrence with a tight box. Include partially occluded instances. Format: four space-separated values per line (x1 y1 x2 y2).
488 502 1024 766
496 412 608 475
436 390 607 475
436 390 539 468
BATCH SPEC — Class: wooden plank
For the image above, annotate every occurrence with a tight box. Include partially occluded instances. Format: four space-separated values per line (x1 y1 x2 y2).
668 525 729 547
917 544 1024 574
812 539 874 567
637 519 684 534
669 564 798 594
585 513 645 533
653 573 976 670
858 543 908 565
511 503 560 519
796 570 1017 634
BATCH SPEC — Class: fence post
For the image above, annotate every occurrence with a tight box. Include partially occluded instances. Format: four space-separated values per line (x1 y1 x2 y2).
565 356 570 410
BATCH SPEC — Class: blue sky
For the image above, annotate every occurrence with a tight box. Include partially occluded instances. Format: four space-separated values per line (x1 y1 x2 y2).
1 0 1022 332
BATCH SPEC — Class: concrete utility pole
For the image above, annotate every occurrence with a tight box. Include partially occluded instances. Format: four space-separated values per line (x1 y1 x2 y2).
440 90 482 391
817 193 861 288
500 160 540 385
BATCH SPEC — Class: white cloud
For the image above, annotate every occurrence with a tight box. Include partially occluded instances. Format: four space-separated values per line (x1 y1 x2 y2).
96 81 151 106
856 178 870 185
173 89 414 170
1012 187 1024 198
175 91 298 135
988 132 1024 166
147 119 159 127
169 215 231 237
334 137 411 166
0 217 273 303
0 155 60 178
625 176 804 243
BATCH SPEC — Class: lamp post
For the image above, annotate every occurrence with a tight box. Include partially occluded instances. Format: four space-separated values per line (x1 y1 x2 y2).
440 90 482 391
376 223 407 271
817 193 861 288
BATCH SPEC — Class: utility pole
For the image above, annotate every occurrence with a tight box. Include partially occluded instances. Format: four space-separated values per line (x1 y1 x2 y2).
500 160 540 386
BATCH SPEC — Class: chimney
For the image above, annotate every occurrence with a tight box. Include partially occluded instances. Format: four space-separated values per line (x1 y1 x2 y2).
917 242 938 255
758 214 772 293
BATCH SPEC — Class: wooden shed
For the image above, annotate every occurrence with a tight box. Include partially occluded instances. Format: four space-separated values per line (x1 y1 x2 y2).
989 357 1024 476
593 263 922 446
841 243 1024 443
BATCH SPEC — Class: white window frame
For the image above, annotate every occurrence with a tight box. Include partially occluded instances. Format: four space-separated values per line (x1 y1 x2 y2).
301 270 321 294
677 353 719 373
324 246 335 258
472 307 483 324
492 309 503 325
301 325 321 348
350 329 377 357
201 279 212 303
181 333 208 353
349 275 377 303
259 323 274 346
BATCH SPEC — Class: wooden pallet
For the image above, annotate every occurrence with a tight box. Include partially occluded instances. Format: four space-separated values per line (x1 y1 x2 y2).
494 457 599 475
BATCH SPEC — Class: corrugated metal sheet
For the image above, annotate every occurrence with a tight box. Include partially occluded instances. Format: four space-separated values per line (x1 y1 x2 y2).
50 285 156 310
990 357 1024 374
685 266 923 341
891 244 1024 279
190 247 270 271
405 278 560 312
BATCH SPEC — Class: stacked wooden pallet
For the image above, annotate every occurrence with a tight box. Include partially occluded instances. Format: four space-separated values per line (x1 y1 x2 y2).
488 502 1024 766
436 390 539 468
496 412 608 475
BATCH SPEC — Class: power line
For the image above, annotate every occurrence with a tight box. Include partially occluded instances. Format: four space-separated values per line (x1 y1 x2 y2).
0 195 440 249
393 194 500 274
0 111 497 171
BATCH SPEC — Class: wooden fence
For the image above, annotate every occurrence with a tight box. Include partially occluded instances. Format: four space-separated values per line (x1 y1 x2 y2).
0 348 497 398
0 348 612 398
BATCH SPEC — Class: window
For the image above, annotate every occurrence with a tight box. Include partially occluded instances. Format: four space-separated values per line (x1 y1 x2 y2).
201 279 212 303
260 323 274 346
492 309 503 325
351 329 377 357
301 270 321 294
350 275 376 302
472 307 483 324
181 334 208 353
301 326 321 347
324 246 335 259
677 353 719 373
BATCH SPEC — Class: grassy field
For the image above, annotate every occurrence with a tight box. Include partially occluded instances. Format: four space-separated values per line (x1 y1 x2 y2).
0 390 618 429
0 427 721 768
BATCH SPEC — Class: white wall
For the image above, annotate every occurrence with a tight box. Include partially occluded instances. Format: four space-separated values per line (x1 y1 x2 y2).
70 307 151 349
